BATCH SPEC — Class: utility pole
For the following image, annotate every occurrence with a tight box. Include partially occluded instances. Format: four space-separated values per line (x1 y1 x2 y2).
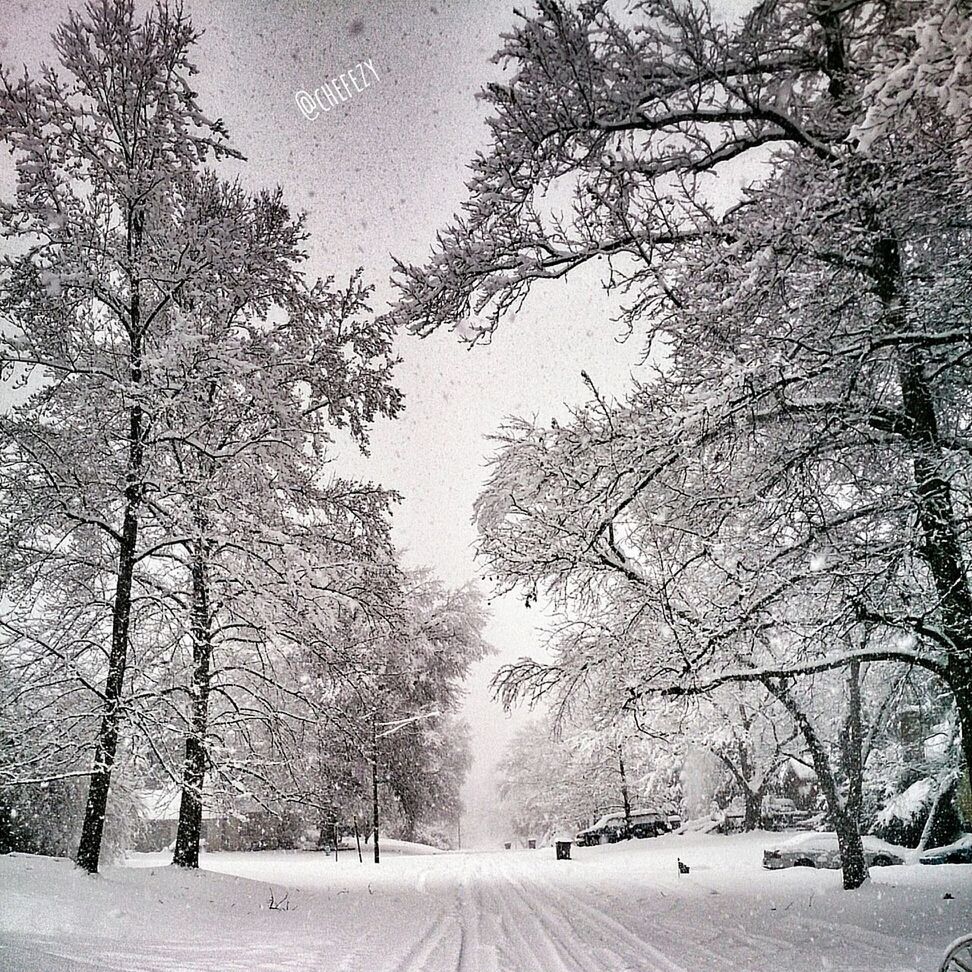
618 744 633 840
372 713 380 864
369 706 439 864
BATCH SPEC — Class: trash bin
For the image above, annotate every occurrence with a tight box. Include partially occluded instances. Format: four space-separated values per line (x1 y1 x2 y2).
527 838 537 849
556 840 572 861
504 841 512 850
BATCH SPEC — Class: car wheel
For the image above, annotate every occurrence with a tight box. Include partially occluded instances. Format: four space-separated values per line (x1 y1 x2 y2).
941 933 972 972
793 857 816 868
871 855 894 867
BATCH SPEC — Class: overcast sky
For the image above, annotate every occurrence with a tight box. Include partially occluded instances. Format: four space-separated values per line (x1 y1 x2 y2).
0 0 741 845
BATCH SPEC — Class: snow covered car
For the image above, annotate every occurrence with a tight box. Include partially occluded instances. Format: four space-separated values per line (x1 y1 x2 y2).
576 809 675 846
576 812 622 846
720 798 811 833
762 833 905 870
920 835 972 865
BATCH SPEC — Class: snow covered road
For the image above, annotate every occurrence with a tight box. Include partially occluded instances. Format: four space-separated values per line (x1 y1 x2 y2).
1 833 968 971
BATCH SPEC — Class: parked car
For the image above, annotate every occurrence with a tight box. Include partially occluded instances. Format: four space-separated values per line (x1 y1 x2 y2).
762 832 905 870
576 809 676 846
629 810 678 839
920 835 972 865
719 798 813 834
576 813 621 846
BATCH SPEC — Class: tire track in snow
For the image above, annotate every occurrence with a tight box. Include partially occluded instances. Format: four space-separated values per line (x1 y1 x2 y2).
512 867 923 972
590 880 936 972
390 867 465 972
390 914 458 972
470 854 674 972
0 934 325 972
391 856 503 972
549 878 783 971
456 860 501 972
508 868 691 972
559 892 776 972
477 868 596 972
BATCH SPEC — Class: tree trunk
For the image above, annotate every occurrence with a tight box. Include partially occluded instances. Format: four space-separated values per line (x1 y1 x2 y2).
75 496 139 874
742 788 763 832
735 712 763 831
173 552 213 868
842 661 865 824
617 745 632 839
711 737 765 832
876 236 972 786
833 809 869 890
767 679 869 889
76 318 144 874
951 670 972 787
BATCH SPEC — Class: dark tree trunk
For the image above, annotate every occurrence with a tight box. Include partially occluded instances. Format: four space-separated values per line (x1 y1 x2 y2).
735 710 764 831
832 811 869 890
742 788 763 832
75 494 139 874
842 661 865 824
954 677 972 789
173 552 213 868
816 3 848 102
76 304 144 875
834 661 869 889
617 745 632 839
767 679 869 890
876 237 972 786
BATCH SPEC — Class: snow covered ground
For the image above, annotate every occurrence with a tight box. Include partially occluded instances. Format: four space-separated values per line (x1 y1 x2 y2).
1 831 969 971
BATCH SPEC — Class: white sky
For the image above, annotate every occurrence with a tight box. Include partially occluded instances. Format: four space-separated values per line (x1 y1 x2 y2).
0 0 749 846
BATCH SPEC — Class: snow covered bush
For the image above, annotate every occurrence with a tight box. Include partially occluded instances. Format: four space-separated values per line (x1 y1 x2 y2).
872 777 964 850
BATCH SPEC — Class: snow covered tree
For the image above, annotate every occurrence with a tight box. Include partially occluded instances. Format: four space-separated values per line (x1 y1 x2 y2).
478 395 953 885
856 0 972 168
0 2 403 873
282 571 489 861
691 687 796 831
365 575 488 859
0 0 242 873
383 713 473 846
390 0 972 888
499 720 609 841
136 175 401 869
497 708 679 842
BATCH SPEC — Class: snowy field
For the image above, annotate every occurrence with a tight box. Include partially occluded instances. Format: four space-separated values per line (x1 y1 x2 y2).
1 832 969 972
